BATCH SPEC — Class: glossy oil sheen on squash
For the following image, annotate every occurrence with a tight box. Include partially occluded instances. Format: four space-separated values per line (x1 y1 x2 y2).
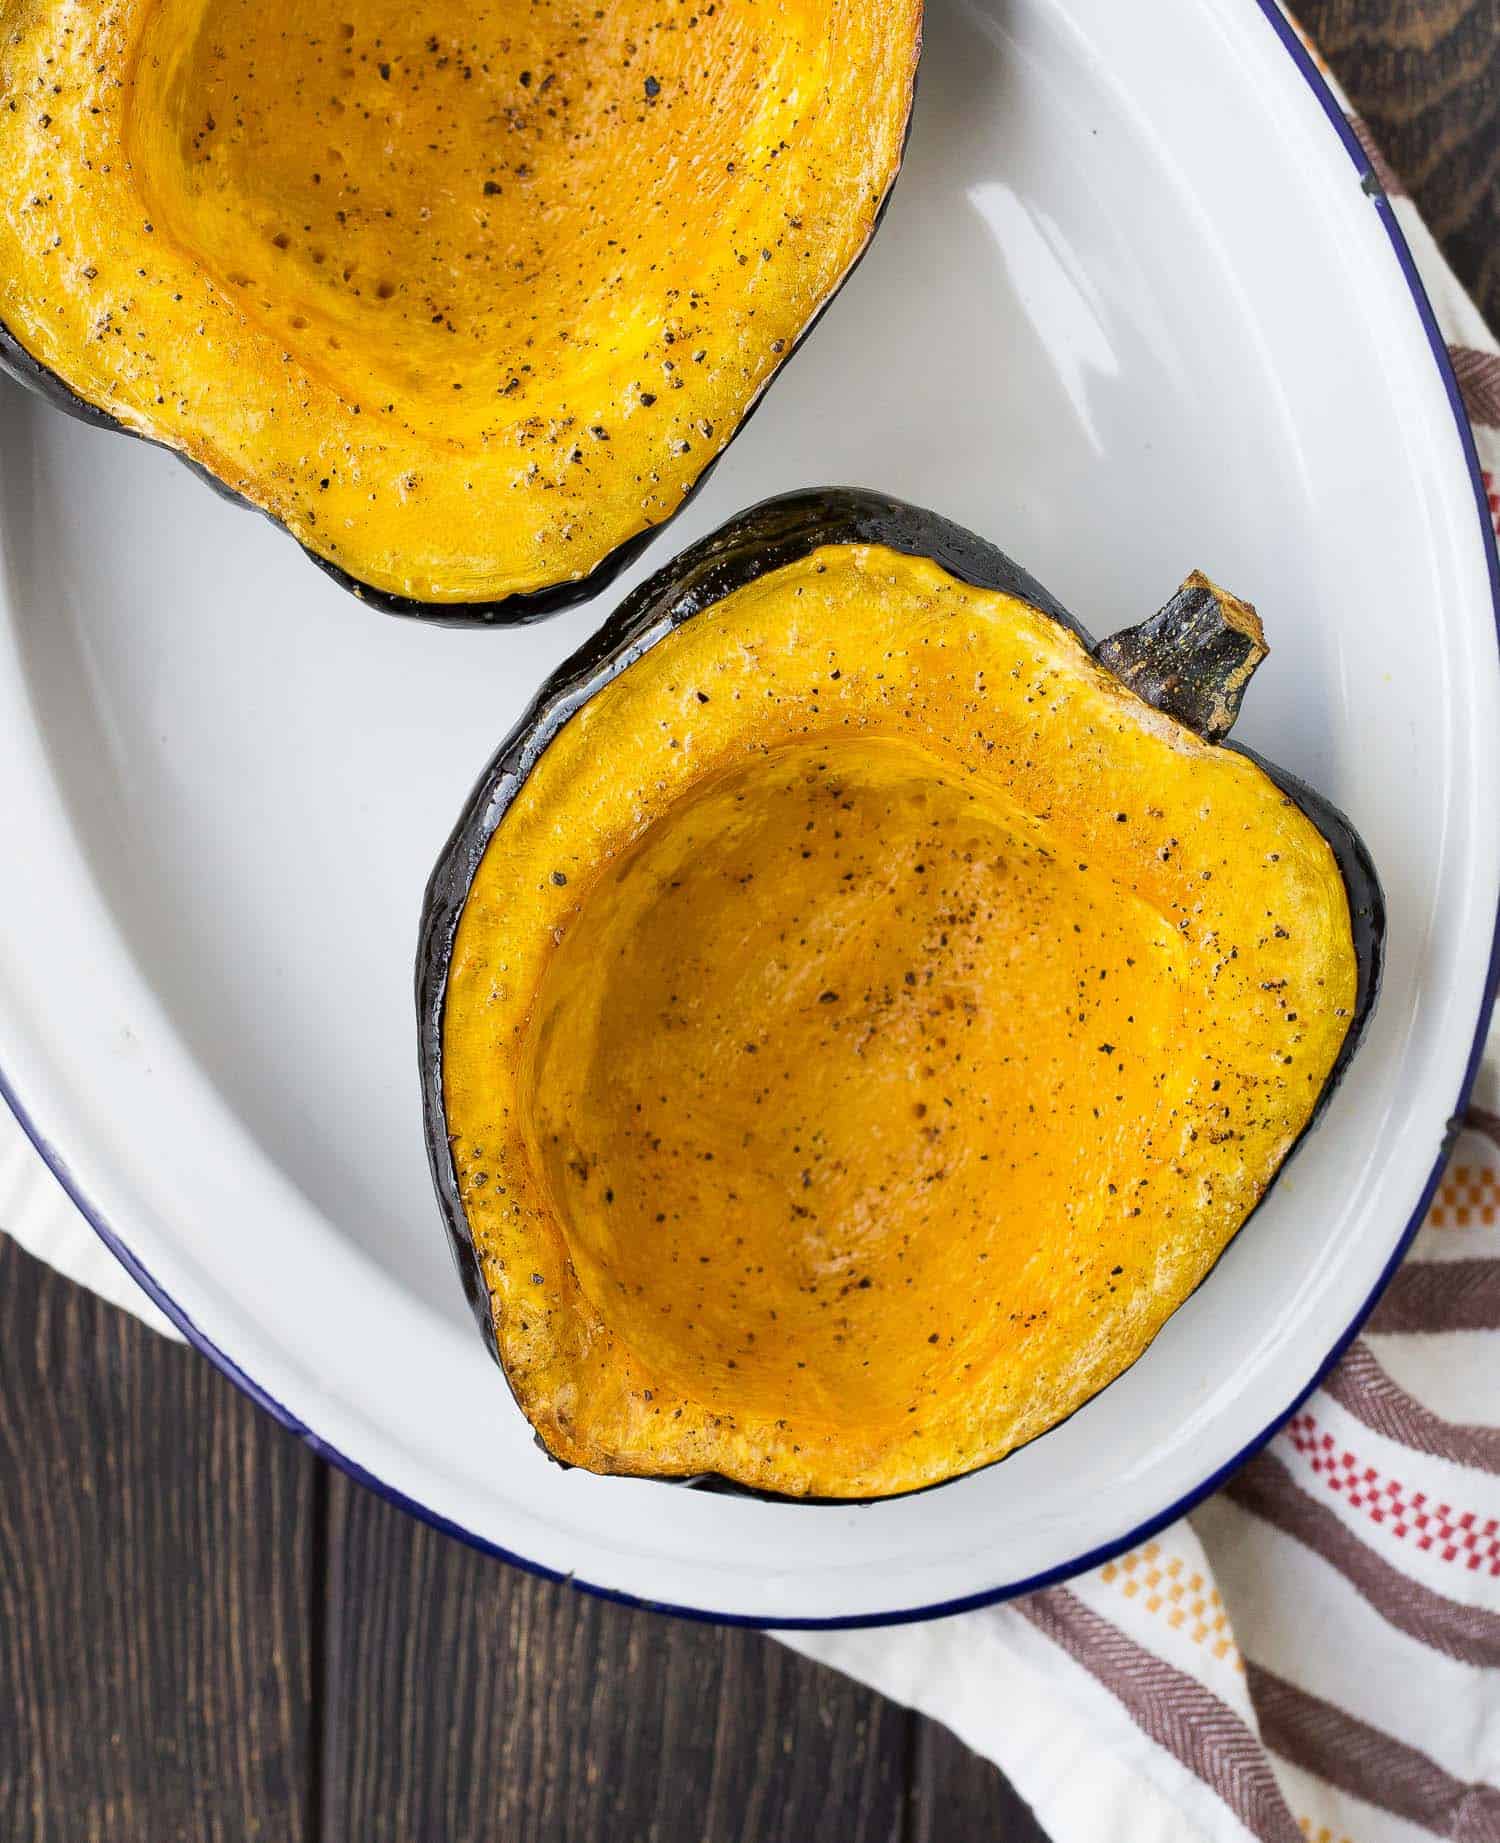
442 545 1358 1498
0 0 919 606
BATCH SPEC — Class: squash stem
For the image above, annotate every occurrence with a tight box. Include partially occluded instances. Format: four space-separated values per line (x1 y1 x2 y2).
1094 573 1267 742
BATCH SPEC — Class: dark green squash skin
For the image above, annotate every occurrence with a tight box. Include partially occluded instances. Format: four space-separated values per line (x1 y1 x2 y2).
0 73 918 627
417 487 1385 1499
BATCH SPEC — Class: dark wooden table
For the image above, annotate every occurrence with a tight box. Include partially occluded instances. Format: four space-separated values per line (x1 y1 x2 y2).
2 8 1495 1839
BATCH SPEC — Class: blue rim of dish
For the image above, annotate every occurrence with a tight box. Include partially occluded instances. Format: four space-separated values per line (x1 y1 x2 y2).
2 0 1498 1630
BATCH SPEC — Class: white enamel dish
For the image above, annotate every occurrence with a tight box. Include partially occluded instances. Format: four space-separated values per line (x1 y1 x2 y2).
1 0 1496 1626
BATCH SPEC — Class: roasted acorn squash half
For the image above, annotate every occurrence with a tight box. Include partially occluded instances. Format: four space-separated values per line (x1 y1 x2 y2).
419 491 1382 1499
0 2 920 621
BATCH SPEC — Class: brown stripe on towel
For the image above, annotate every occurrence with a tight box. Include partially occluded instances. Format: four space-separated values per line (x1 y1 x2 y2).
1018 1587 1302 1842
1347 114 1408 200
1325 1342 1500 1476
1468 1107 1500 1152
1449 346 1500 429
1367 1261 1500 1336
1248 1663 1500 1838
1223 1453 1500 1667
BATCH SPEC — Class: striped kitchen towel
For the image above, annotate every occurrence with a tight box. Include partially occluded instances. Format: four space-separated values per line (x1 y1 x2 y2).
783 24 1500 1840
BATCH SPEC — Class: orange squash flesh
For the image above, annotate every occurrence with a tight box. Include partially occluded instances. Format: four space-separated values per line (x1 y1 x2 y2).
0 0 919 607
441 543 1359 1498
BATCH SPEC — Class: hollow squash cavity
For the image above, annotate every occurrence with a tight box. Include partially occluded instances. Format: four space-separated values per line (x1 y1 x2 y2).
524 736 1190 1430
0 0 920 608
439 534 1363 1498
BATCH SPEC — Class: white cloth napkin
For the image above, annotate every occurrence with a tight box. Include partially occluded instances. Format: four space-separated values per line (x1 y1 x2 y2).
6 19 1499 1842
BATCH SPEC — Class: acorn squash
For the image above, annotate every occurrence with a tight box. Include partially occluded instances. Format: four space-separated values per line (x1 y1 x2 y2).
418 490 1382 1498
0 1 920 620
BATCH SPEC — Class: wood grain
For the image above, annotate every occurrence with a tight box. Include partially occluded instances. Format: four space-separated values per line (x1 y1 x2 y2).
0 1235 320 1843
319 1470 913 1843
911 1724 1051 1843
1300 0 1500 328
0 1238 1040 1841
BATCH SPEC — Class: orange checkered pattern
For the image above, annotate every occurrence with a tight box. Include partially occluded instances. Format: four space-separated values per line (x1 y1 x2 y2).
1098 1543 1243 1669
1299 1822 1357 1843
1425 1161 1499 1228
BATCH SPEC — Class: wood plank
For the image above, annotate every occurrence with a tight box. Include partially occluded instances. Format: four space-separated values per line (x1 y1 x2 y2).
0 1236 319 1843
319 1468 910 1843
1300 0 1500 327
